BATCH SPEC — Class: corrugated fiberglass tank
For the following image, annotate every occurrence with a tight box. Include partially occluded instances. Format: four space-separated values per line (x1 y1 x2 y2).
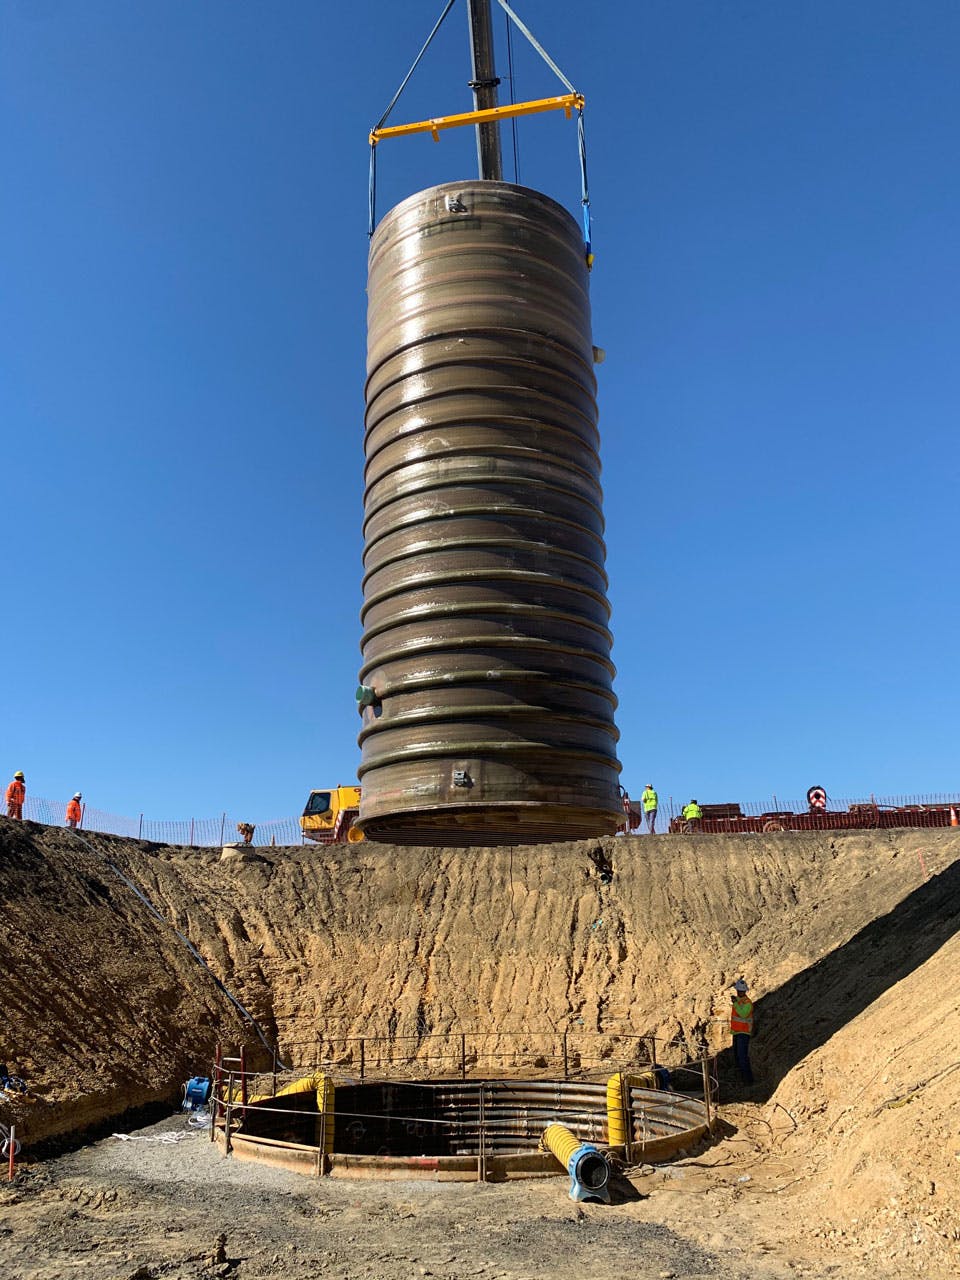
358 180 621 844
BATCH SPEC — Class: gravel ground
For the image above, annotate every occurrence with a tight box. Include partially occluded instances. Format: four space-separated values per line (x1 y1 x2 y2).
0 1112 803 1280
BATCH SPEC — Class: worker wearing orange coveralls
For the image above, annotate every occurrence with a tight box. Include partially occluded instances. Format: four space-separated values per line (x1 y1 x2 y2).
730 979 754 1084
5 772 25 821
66 794 83 829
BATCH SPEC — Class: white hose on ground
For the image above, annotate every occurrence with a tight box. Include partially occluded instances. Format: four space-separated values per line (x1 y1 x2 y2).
0 1125 22 1158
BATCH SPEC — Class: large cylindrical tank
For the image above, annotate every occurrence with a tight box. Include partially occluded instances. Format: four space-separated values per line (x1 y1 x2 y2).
357 180 621 845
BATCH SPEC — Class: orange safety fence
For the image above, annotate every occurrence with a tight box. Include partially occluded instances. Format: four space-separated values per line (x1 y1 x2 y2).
18 797 304 847
12 791 960 846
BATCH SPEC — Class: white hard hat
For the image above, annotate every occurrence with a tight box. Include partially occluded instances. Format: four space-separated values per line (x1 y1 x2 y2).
73 792 82 800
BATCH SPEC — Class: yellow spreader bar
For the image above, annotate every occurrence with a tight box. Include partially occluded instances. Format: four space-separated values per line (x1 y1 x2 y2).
370 93 584 147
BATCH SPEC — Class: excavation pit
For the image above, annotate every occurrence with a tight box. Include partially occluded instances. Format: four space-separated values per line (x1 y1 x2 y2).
219 1077 711 1182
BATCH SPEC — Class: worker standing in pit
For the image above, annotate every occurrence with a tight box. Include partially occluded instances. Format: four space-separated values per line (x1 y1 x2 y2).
730 979 755 1084
681 799 702 831
5 771 25 821
65 793 83 829
641 784 659 834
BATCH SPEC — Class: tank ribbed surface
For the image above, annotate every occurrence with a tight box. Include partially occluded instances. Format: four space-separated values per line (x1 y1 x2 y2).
358 181 621 845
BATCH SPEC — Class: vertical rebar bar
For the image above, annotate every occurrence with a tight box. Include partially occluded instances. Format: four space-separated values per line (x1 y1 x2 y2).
622 1077 632 1165
318 1085 327 1177
214 1044 223 1118
701 1049 714 1134
477 1082 486 1182
224 1071 234 1156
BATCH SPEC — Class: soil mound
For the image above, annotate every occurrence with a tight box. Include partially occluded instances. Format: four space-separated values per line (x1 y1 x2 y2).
1 819 957 1274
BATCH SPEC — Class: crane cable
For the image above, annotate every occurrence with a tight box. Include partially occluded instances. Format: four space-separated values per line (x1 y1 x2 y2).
493 0 592 262
367 0 593 263
504 9 520 185
368 0 458 236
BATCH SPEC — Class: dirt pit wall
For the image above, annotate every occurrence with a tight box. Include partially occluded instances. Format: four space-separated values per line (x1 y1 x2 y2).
2 820 956 1137
3 820 959 1273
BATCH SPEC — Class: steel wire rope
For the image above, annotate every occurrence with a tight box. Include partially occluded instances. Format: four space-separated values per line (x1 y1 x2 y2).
504 9 520 184
61 829 287 1068
368 0 458 234
492 0 591 255
493 0 576 92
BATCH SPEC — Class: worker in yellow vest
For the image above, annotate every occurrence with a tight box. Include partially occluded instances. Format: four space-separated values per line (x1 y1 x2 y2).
641 784 658 834
729 978 754 1084
681 799 702 831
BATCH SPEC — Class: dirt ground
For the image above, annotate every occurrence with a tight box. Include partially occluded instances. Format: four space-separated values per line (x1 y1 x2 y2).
0 1110 868 1280
1 821 958 1277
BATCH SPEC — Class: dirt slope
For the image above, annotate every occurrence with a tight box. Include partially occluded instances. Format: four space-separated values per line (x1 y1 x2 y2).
1 819 958 1275
763 923 960 1273
0 822 251 1138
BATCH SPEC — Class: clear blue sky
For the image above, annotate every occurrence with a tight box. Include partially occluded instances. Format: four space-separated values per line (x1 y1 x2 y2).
2 1 958 822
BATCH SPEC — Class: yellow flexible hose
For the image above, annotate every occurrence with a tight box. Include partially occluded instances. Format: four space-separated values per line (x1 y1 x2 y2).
542 1123 582 1169
606 1070 657 1145
315 1074 335 1153
245 1071 335 1151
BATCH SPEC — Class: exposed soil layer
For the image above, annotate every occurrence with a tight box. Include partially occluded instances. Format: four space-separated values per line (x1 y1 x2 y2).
1 820 958 1277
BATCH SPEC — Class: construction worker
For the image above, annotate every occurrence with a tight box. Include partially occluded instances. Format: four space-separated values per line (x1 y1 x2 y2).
641 784 659 834
730 978 754 1084
681 799 702 831
66 793 83 829
5 772 25 821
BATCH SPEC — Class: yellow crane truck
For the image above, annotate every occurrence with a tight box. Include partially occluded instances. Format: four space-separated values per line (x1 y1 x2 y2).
300 786 365 844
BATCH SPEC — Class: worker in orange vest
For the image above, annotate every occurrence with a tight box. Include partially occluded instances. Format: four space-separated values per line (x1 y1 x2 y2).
66 793 83 829
730 978 754 1084
5 771 25 821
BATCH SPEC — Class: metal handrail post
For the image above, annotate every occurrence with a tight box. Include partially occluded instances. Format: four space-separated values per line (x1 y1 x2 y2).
214 1044 223 1119
701 1048 714 1134
224 1070 235 1156
477 1082 486 1182
622 1076 632 1165
317 1087 327 1177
